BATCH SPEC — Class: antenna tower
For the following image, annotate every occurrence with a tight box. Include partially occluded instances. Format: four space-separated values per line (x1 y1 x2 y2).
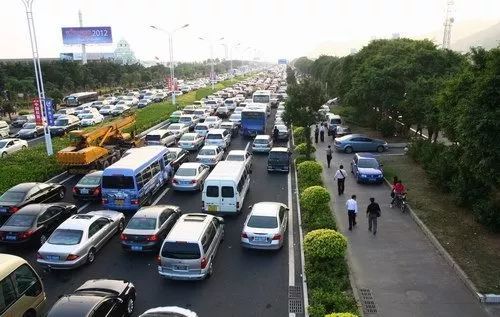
442 0 455 49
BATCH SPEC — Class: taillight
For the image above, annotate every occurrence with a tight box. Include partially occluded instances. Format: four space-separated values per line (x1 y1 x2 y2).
19 230 34 240
191 179 197 184
272 234 282 240
157 256 161 265
200 256 208 269
236 202 240 209
241 232 248 238
120 233 127 241
131 199 139 205
147 234 158 241
66 254 79 261
72 187 77 194
9 206 19 213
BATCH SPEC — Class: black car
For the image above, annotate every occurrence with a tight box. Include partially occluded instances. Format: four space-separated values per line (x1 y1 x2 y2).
267 147 291 173
73 170 103 201
0 203 77 246
0 182 66 218
165 148 189 172
47 279 136 317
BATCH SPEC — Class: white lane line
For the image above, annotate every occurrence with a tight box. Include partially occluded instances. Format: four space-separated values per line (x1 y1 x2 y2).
77 202 92 213
287 139 295 288
151 187 170 206
244 141 250 152
59 174 76 184
45 171 68 183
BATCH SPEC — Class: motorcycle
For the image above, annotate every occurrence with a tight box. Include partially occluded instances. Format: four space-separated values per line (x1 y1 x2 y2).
394 193 408 213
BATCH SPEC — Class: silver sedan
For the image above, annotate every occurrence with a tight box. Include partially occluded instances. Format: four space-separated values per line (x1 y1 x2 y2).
36 210 125 270
178 133 204 151
172 163 211 191
241 202 288 250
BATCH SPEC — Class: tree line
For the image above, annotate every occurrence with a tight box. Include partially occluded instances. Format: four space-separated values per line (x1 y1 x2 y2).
288 38 500 231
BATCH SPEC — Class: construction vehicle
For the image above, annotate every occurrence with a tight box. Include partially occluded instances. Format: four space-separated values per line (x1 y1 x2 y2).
57 114 143 173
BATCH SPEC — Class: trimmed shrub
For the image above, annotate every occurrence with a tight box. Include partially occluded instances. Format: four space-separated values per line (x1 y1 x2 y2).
325 313 359 317
295 142 316 155
301 186 330 211
309 289 358 317
297 161 323 191
295 155 314 165
18 110 30 115
303 204 337 231
306 260 350 292
293 126 305 143
304 229 347 262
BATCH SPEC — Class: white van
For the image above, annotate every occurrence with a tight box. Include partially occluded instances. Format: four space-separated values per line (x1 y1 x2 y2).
0 120 10 138
202 161 251 214
326 113 342 135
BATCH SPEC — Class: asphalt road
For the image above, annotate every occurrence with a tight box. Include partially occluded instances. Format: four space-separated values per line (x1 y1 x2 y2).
0 109 304 317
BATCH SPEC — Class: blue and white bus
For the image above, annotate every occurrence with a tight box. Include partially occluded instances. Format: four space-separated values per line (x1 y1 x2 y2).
241 108 267 137
101 146 169 211
252 90 271 105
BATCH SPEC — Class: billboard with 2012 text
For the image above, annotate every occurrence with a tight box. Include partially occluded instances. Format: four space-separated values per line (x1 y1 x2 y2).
61 27 113 45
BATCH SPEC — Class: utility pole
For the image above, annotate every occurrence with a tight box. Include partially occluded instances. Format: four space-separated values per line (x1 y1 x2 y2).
442 0 454 49
79 10 87 64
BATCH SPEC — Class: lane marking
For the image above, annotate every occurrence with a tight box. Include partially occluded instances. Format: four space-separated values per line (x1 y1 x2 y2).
45 171 68 183
77 202 92 213
244 141 250 152
287 139 295 288
59 174 76 184
151 187 170 206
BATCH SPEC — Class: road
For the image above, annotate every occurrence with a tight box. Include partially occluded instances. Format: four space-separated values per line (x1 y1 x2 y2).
0 109 305 317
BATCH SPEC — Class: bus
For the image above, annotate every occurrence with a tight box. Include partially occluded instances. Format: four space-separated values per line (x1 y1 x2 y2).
63 92 98 107
101 146 170 211
252 90 271 105
241 108 267 137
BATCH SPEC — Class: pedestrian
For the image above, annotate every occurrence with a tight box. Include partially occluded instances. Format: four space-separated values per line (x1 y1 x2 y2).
331 125 337 141
366 197 381 235
319 124 325 142
314 125 319 143
326 145 333 168
346 195 358 230
334 164 347 195
273 126 279 142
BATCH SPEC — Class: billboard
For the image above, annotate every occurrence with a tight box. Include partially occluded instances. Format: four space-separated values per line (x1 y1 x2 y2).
62 27 113 45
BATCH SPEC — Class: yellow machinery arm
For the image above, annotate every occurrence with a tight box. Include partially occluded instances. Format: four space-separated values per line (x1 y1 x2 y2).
73 114 136 148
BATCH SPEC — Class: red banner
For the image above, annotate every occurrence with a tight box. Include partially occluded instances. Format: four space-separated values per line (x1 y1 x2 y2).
32 98 43 125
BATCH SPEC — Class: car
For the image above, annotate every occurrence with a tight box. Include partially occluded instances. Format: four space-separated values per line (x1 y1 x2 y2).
46 279 136 317
205 129 231 149
225 150 252 170
169 110 183 123
252 135 273 153
165 147 190 172
216 106 230 118
74 104 92 116
178 115 200 131
193 109 209 122
123 97 139 106
326 113 342 135
0 203 77 247
196 145 224 167
220 121 239 137
90 100 105 110
273 124 289 140
139 307 198 317
138 99 152 108
54 108 76 119
182 105 197 115
194 123 211 138
78 107 102 119
120 205 181 252
0 182 66 217
350 153 384 184
172 163 211 191
11 114 35 128
103 96 118 105
145 129 177 146
334 125 352 137
234 106 245 114
166 123 190 140
334 134 389 153
99 104 116 115
72 170 103 201
177 132 204 151
110 105 131 116
0 138 28 158
224 98 237 110
241 202 288 250
152 93 166 103
204 116 222 129
49 115 80 136
267 147 291 173
0 120 9 138
16 122 45 139
36 210 125 270
79 113 104 126
229 113 242 126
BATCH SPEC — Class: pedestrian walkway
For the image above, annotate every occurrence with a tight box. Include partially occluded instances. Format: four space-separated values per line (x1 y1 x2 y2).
314 140 492 317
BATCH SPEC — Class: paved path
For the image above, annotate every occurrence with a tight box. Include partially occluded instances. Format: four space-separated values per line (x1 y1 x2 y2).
314 139 492 317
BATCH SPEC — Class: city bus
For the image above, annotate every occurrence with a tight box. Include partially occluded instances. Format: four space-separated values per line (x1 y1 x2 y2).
63 92 98 107
241 108 267 137
252 90 271 105
101 146 170 211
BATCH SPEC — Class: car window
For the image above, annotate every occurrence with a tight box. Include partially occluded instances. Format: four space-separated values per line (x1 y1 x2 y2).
159 212 169 226
0 277 17 314
12 264 39 296
202 223 216 253
206 186 219 198
350 137 363 142
92 299 114 317
221 186 234 198
279 207 286 224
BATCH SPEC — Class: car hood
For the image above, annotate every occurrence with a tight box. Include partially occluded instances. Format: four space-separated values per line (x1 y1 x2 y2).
76 279 130 294
0 201 18 207
87 210 123 220
357 167 382 175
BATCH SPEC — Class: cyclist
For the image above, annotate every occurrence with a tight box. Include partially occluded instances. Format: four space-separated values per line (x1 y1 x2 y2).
390 180 406 208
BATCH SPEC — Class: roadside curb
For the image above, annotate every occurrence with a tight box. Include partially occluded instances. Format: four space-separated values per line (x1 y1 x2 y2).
387 142 407 148
383 177 500 304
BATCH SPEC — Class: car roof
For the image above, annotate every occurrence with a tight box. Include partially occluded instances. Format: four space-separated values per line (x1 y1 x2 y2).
48 294 104 316
207 129 226 134
167 213 213 241
0 138 22 142
270 147 289 153
227 150 247 155
255 135 270 140
147 129 169 135
84 170 103 178
178 162 203 169
166 147 182 153
8 182 39 192
58 214 101 231
133 206 167 218
16 203 51 215
251 202 284 217
201 145 219 150
0 254 28 279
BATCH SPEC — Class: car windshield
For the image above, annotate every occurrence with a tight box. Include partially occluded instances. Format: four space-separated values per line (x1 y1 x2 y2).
161 242 201 259
230 114 241 119
253 95 270 103
254 138 268 144
0 191 26 203
180 135 195 141
81 114 94 119
54 119 69 126
78 175 101 186
146 135 161 141
206 134 222 140
226 154 244 161
102 105 111 109
247 215 278 229
0 141 8 148
127 218 157 230
199 149 216 156
195 125 208 131
205 117 217 122
23 123 36 129
269 152 289 161
169 125 180 130
48 229 83 245
179 117 192 123
4 214 35 227
176 168 197 177
172 111 182 116
166 152 178 160
358 158 379 169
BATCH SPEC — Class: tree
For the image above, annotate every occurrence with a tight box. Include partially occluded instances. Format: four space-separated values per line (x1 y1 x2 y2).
293 56 314 75
283 78 326 158
286 66 296 86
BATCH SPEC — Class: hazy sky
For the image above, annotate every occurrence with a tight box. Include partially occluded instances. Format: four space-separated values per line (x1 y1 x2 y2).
1 0 499 62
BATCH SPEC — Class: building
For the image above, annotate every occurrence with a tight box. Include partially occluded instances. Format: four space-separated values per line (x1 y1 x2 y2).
114 39 137 65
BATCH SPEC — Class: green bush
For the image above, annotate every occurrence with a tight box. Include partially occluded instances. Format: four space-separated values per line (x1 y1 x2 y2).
309 289 358 317
376 118 396 137
306 260 349 292
297 160 323 191
303 204 337 231
472 199 500 233
304 229 347 261
301 186 330 211
293 127 305 143
295 155 314 165
325 313 359 317
295 142 316 155
18 110 30 115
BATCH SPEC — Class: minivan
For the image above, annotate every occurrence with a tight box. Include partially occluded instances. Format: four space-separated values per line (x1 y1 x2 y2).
204 129 231 149
326 113 342 135
267 147 291 173
0 120 9 138
158 213 224 280
0 254 46 317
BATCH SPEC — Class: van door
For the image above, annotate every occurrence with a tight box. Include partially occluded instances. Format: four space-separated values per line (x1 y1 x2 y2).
220 182 236 212
204 183 221 213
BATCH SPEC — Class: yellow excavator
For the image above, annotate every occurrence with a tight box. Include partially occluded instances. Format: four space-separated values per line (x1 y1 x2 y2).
57 114 143 173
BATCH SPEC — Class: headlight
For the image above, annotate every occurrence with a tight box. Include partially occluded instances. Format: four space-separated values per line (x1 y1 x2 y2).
361 174 368 178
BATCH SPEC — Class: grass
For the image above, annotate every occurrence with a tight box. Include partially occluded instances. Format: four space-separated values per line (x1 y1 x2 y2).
380 155 500 293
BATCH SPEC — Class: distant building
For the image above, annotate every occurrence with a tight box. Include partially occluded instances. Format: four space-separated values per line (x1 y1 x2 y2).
392 33 401 39
114 39 137 65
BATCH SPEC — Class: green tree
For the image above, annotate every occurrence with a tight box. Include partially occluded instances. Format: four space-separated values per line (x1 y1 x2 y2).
286 66 296 86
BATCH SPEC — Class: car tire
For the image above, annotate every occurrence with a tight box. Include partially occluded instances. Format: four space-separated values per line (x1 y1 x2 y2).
377 145 384 153
58 189 65 200
33 132 38 138
22 146 27 150
344 146 353 154
87 248 96 264
126 295 135 316
22 310 36 317
118 220 125 232
39 234 48 246
1 152 6 158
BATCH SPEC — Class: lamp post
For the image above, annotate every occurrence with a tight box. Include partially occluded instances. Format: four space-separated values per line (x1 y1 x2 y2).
199 36 224 90
150 24 189 108
21 0 53 155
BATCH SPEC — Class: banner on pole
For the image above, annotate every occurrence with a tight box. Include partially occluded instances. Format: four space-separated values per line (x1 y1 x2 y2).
44 98 55 126
61 27 113 45
32 98 43 125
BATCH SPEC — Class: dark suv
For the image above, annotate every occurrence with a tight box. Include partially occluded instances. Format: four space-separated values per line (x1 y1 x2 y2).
267 147 291 173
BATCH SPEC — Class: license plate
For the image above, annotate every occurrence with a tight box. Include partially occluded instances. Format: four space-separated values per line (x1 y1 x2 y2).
80 188 89 194
5 235 17 241
115 199 124 206
46 255 59 261
131 245 143 251
174 265 188 271
208 205 218 213
0 207 7 213
253 236 267 242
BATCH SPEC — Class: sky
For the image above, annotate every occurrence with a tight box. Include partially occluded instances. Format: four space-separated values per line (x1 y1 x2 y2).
0 0 499 62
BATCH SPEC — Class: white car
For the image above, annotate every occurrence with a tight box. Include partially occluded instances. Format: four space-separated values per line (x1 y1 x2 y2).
166 123 190 139
103 96 118 105
205 129 231 149
225 150 252 170
234 106 245 114
252 135 273 153
229 113 242 126
145 129 176 146
74 104 92 116
99 105 116 115
204 116 222 129
111 105 131 116
54 108 76 120
90 100 104 110
193 109 209 122
79 113 104 126
123 97 139 106
139 307 198 317
241 202 288 250
0 138 28 158
194 123 211 138
196 145 224 167
77 108 101 120
178 133 204 151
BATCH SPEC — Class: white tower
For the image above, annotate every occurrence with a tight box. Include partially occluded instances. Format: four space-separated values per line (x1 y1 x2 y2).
442 0 455 49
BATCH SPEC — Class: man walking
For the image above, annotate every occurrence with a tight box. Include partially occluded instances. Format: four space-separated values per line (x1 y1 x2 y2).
346 195 358 230
326 145 333 168
319 124 325 142
334 164 347 195
314 125 319 143
366 197 381 235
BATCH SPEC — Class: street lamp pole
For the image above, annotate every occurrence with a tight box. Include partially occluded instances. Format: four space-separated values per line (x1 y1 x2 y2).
21 0 53 156
199 36 224 90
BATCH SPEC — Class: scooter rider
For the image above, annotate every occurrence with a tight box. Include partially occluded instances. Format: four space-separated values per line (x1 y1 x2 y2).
390 180 406 208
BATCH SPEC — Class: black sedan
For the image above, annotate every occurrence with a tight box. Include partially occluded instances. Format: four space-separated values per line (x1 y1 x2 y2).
166 147 190 172
47 279 136 317
73 170 103 201
0 203 77 247
0 182 65 218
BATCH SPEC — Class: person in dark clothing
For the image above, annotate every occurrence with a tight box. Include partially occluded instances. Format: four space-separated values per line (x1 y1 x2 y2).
273 126 279 142
314 125 319 143
366 197 381 235
326 145 333 168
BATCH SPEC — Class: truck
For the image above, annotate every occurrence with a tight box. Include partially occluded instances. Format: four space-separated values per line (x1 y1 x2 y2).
56 114 143 173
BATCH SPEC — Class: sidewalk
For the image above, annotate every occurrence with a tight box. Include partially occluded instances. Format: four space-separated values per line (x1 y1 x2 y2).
314 140 492 317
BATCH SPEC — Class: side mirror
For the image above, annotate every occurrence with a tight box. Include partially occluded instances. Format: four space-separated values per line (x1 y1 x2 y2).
248 205 253 210
115 297 124 304
217 217 225 224
379 164 384 167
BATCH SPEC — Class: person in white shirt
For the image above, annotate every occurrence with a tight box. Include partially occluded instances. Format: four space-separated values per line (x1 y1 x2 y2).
319 124 325 142
346 195 358 230
334 165 347 195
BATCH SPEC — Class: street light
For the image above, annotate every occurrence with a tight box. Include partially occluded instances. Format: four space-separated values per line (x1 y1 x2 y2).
150 24 189 108
198 36 224 90
21 0 53 155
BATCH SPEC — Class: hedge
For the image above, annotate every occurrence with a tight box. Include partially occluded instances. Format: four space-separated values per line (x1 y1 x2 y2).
325 313 359 317
297 160 323 192
301 186 330 211
304 229 347 262
303 204 337 231
295 142 316 155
